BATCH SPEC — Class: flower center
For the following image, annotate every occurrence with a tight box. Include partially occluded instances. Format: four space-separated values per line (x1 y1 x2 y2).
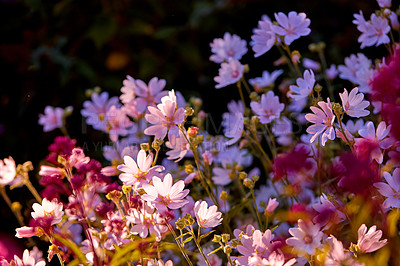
231 70 240 79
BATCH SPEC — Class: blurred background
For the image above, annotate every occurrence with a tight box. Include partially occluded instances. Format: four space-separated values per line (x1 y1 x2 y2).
0 0 383 260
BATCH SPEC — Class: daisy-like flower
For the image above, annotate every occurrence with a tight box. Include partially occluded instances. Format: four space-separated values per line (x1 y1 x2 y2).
0 157 16 186
251 15 277 57
131 77 167 114
338 53 372 85
374 168 400 208
209 32 247 63
165 130 191 162
222 100 244 145
105 105 135 142
325 236 362 266
31 198 64 225
249 69 283 90
250 91 284 124
261 251 296 266
13 249 45 266
289 69 315 101
141 173 189 213
356 224 387 253
312 194 346 230
214 58 244 89
354 12 390 49
39 106 70 132
144 90 186 141
286 219 324 255
272 12 311 45
339 87 370 118
147 259 173 266
305 98 336 146
194 200 223 228
117 150 164 188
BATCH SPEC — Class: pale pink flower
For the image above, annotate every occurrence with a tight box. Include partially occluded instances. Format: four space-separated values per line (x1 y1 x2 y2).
374 168 400 208
194 200 223 228
265 198 279 214
38 106 66 132
38 165 64 178
377 0 391 8
250 91 284 124
141 173 189 213
118 150 164 187
357 224 387 253
261 251 296 266
346 119 365 134
289 69 315 101
127 202 167 242
147 259 173 266
286 219 324 255
120 75 136 104
13 249 45 266
0 157 16 186
325 236 361 266
165 131 191 162
31 198 64 225
354 12 390 49
272 12 311 45
210 32 247 63
339 87 370 118
326 64 339 80
236 229 276 265
251 15 277 57
312 194 346 230
214 58 244 89
249 69 283 89
105 105 135 142
144 90 186 141
68 147 90 169
15 226 39 238
305 98 336 146
132 77 167 114
338 53 372 85
222 100 244 145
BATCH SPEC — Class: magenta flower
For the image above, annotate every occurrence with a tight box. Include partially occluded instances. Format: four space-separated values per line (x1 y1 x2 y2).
249 69 283 89
286 219 324 255
289 69 315 101
251 15 277 57
141 173 189 213
31 198 64 225
209 32 247 63
339 87 370 118
272 12 311 45
144 90 186 141
312 194 345 230
194 200 223 228
0 157 16 186
305 98 336 146
117 150 164 187
250 91 284 124
374 168 400 209
357 224 387 253
38 106 68 132
214 58 244 89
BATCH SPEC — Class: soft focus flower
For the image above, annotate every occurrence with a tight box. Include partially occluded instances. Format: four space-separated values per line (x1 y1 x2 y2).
222 100 244 145
165 130 191 162
286 219 324 255
197 246 222 266
356 224 387 253
261 251 296 266
354 12 390 49
374 168 400 208
303 58 320 71
338 53 372 89
272 116 293 145
105 105 135 142
377 0 391 8
130 77 167 114
305 98 336 146
249 70 283 89
15 227 39 239
289 69 315 101
141 173 189 213
250 91 284 124
265 198 279 214
326 64 339 80
312 194 345 230
324 236 361 266
251 15 277 57
272 12 311 45
31 198 64 225
147 259 173 266
339 87 370 118
13 249 45 266
210 32 247 63
214 58 244 89
38 106 67 132
0 157 16 186
194 200 223 228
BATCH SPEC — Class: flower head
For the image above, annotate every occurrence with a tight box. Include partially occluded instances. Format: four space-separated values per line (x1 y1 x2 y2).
130 77 167 114
210 32 247 63
249 70 283 90
251 15 277 57
214 58 244 89
374 168 400 208
31 198 64 225
194 200 223 228
357 224 387 253
13 249 45 266
222 100 244 145
286 219 323 255
272 12 311 45
38 106 69 132
0 157 16 186
250 91 284 124
289 70 315 101
339 87 370 118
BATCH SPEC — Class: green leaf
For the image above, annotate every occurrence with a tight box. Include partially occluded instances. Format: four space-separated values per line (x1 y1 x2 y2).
53 234 88 266
207 247 222 256
182 236 194 244
200 230 215 240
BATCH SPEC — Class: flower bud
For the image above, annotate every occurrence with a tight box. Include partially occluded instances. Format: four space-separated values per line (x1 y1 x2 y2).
314 84 323 93
212 234 222 243
243 178 254 189
221 233 230 243
185 164 195 174
291 50 301 63
220 190 228 201
223 245 232 254
176 218 185 230
140 143 150 152
122 185 132 195
185 107 195 116
152 139 164 151
238 171 247 180
187 127 199 138
12 201 22 212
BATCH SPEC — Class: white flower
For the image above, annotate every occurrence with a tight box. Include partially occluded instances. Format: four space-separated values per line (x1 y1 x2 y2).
357 224 387 253
286 219 324 255
194 200 223 228
31 198 64 225
0 156 16 186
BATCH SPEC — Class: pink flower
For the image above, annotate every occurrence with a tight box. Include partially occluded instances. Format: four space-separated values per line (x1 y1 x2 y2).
249 70 283 90
326 64 339 80
305 98 336 146
374 168 400 208
13 249 45 266
131 77 168 114
340 87 370 118
165 131 191 162
144 90 186 141
325 236 361 266
222 100 244 145
261 252 296 266
147 259 173 266
141 173 189 213
38 165 64 178
105 105 135 142
289 69 315 101
209 32 247 63
286 219 324 255
214 58 244 89
38 106 67 132
120 75 136 104
357 224 387 253
354 12 390 49
31 198 64 225
272 12 311 45
194 200 223 228
251 15 277 57
250 91 284 124
0 157 16 186
15 227 39 238
312 194 345 230
117 150 164 188
265 198 279 214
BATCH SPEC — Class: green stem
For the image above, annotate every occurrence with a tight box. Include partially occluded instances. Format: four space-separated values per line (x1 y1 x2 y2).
192 226 211 266
0 186 25 227
241 77 252 94
166 223 194 266
251 189 264 230
24 178 43 204
237 81 246 108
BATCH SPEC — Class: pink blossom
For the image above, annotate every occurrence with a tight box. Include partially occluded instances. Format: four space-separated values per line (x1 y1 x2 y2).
165 131 191 162
286 219 324 255
38 106 66 132
105 105 135 142
194 200 223 228
357 224 387 253
312 194 345 230
31 198 64 225
68 147 90 169
289 69 315 101
144 90 186 141
0 157 16 186
120 75 136 104
261 251 296 266
222 100 244 145
325 236 361 266
141 173 189 213
305 98 336 146
249 70 283 89
38 165 64 178
354 12 390 49
214 58 244 89
147 259 173 266
117 150 164 188
265 198 279 214
302 58 320 71
131 77 168 114
326 64 339 80
250 91 284 124
338 53 372 85
209 32 247 63
272 12 311 45
374 168 400 208
340 87 370 118
271 116 293 145
15 227 39 238
251 15 277 57
13 249 45 266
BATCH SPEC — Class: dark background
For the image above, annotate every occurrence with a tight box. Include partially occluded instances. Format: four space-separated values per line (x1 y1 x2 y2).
0 0 386 259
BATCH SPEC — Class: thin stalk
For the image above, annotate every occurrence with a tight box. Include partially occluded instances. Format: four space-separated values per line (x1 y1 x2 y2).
241 77 252 94
191 226 211 266
152 148 160 167
0 186 25 227
263 124 277 157
236 81 246 108
166 222 193 266
251 189 264 230
24 178 42 204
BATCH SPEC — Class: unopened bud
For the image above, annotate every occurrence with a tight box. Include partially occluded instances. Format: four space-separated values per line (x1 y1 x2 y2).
152 139 164 150
140 143 150 151
243 178 254 189
221 233 230 243
252 174 260 182
187 127 199 138
196 135 204 144
332 102 343 116
193 97 203 107
249 92 259 101
212 234 222 243
22 161 34 172
106 190 122 202
176 218 185 230
244 64 250 73
12 201 22 212
239 171 247 180
185 107 195 116
223 246 232 254
314 84 322 93
185 164 195 174
122 185 132 195
220 190 228 201
291 50 301 63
